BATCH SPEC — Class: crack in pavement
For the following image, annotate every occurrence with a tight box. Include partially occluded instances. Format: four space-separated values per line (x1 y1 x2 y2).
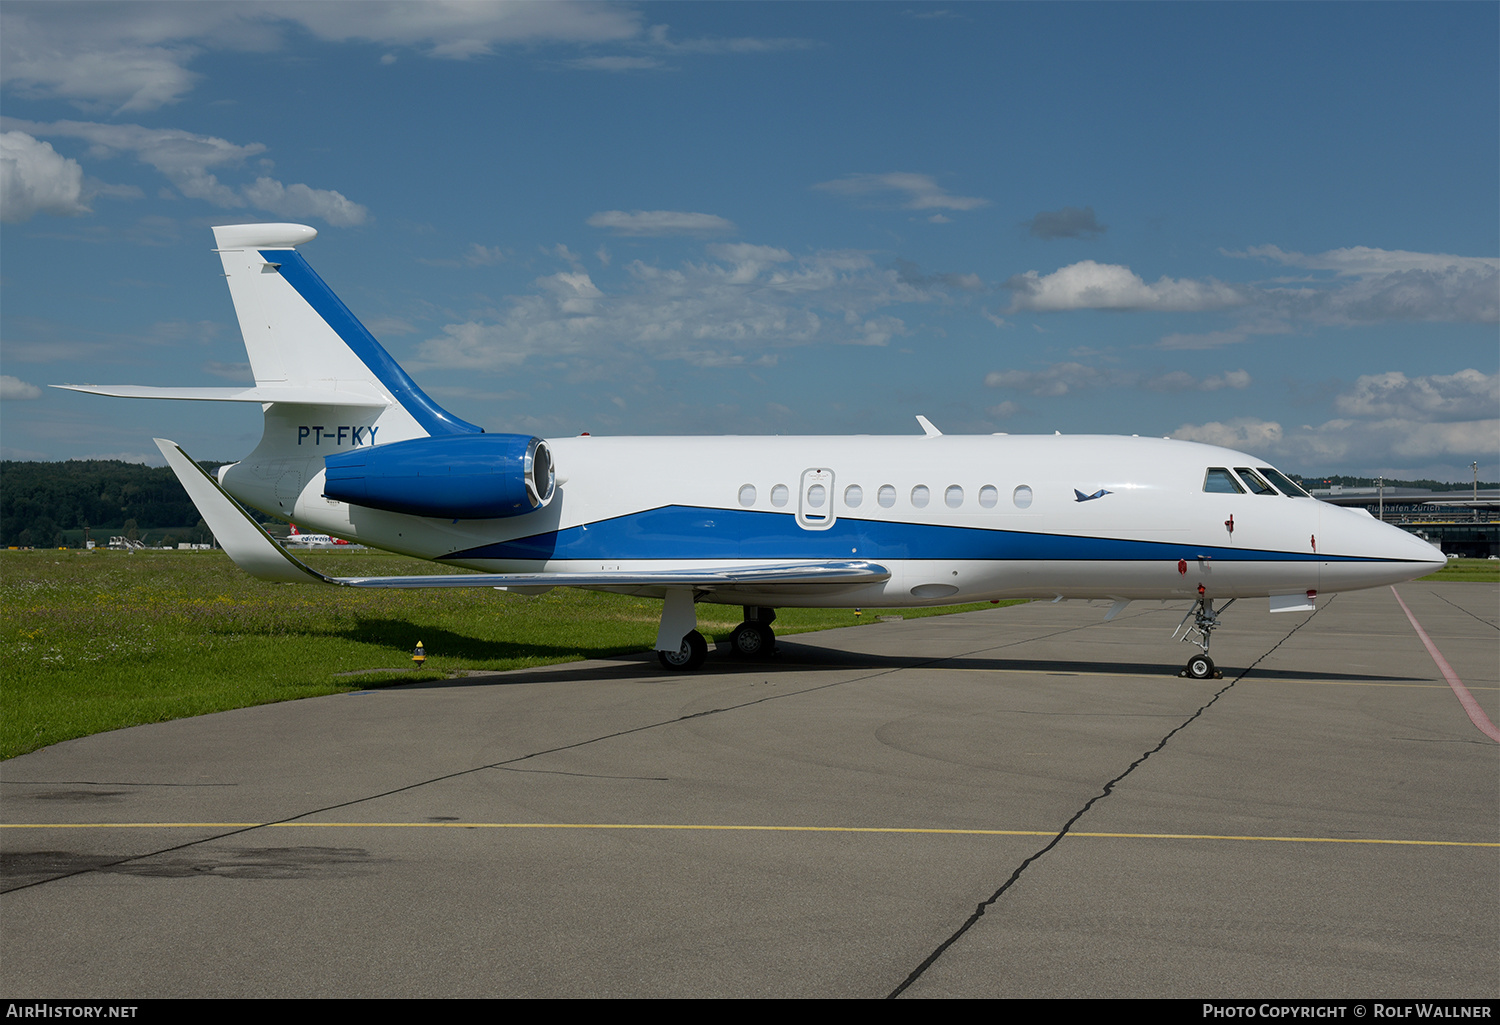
1426 589 1499 630
886 597 1333 998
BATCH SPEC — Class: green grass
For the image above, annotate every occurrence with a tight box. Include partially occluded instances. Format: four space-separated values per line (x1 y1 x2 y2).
1 549 1021 759
1419 558 1500 582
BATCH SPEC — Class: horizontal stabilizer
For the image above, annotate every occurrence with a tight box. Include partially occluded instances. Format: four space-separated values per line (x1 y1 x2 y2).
156 437 889 593
57 384 389 407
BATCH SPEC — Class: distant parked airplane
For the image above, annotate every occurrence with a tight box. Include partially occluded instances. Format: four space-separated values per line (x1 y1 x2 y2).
283 524 348 547
57 223 1445 677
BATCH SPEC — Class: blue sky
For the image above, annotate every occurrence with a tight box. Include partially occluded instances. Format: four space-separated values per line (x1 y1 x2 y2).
2 1 1496 481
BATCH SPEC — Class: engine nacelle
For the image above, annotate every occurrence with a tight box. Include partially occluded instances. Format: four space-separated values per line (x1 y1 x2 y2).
323 433 555 519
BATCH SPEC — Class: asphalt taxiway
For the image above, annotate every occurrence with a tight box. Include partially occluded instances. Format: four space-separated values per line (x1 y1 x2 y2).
2 583 1496 998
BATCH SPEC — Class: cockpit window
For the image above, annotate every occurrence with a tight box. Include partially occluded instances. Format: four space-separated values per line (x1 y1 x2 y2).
1203 467 1244 494
1234 467 1277 496
1258 467 1310 498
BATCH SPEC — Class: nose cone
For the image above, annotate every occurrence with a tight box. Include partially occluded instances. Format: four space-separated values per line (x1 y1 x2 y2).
1318 503 1447 590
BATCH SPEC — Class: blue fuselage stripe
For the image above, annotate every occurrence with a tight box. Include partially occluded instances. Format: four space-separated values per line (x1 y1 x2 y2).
265 249 482 437
443 505 1387 564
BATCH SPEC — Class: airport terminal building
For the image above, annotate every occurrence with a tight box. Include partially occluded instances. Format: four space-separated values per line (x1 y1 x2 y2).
1309 485 1499 559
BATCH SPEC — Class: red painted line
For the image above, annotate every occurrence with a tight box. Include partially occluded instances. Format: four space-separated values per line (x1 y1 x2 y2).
1390 586 1500 743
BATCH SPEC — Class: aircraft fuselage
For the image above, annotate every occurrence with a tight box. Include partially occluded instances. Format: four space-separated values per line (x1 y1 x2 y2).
222 431 1440 609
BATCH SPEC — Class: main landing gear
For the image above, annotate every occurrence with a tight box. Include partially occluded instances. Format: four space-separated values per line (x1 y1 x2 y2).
658 630 709 671
1174 588 1235 680
728 606 777 660
656 605 778 671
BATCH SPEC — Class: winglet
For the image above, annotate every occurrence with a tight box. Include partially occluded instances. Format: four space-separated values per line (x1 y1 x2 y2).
153 438 329 585
915 415 942 437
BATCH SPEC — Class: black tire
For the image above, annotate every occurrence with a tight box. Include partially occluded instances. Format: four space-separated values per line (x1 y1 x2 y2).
658 630 708 671
729 622 774 658
1185 654 1215 680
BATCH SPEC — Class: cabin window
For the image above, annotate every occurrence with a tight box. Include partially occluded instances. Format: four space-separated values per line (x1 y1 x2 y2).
738 484 756 507
911 485 930 508
770 484 789 507
1234 468 1277 496
807 484 826 508
844 484 863 508
945 485 964 509
978 485 998 508
1258 467 1310 498
1203 468 1244 494
1013 485 1033 509
877 484 896 508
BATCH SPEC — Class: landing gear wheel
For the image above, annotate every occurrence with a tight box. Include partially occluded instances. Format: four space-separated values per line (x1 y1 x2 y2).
658 630 708 671
1184 654 1216 680
729 622 775 658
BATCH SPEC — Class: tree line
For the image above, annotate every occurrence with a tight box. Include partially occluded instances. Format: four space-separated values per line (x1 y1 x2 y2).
0 460 243 548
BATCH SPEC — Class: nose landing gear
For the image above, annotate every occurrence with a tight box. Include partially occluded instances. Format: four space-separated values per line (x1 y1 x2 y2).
1175 589 1234 680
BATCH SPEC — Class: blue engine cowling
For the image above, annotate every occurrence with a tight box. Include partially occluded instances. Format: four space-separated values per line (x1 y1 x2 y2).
322 434 555 519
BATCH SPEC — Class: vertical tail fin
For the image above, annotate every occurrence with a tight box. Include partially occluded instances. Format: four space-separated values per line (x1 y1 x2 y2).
212 223 481 441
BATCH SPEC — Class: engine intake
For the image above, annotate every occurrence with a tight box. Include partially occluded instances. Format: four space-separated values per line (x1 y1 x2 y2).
323 434 555 519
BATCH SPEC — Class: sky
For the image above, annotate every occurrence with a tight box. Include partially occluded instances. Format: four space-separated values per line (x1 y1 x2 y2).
1 1 1496 482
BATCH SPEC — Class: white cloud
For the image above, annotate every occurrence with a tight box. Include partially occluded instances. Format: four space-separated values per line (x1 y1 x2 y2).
0 130 88 222
644 24 817 55
465 243 506 266
706 243 792 263
1174 370 1500 473
288 2 643 56
586 209 736 236
1172 415 1499 471
1 3 644 110
1156 329 1255 350
1171 418 1287 454
415 245 943 372
1334 369 1498 421
562 56 666 72
1064 364 1500 473
6 119 367 225
1231 245 1499 325
1147 369 1252 393
1012 245 1497 337
705 243 793 283
1 5 216 111
1237 244 1498 279
812 172 989 213
241 177 368 227
202 361 252 381
984 362 1251 397
6 118 261 205
1006 261 1247 313
0 375 42 400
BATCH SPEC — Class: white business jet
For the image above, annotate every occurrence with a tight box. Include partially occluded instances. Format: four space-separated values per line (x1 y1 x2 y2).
56 224 1445 678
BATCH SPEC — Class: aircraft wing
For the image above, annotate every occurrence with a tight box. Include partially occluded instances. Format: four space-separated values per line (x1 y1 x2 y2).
329 561 889 590
155 438 889 592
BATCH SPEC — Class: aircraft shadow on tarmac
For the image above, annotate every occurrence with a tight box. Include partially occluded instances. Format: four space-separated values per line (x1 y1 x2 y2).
379 638 1427 691
329 617 653 667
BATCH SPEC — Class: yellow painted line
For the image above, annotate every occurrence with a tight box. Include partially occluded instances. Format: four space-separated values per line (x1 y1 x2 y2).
1 821 1494 847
